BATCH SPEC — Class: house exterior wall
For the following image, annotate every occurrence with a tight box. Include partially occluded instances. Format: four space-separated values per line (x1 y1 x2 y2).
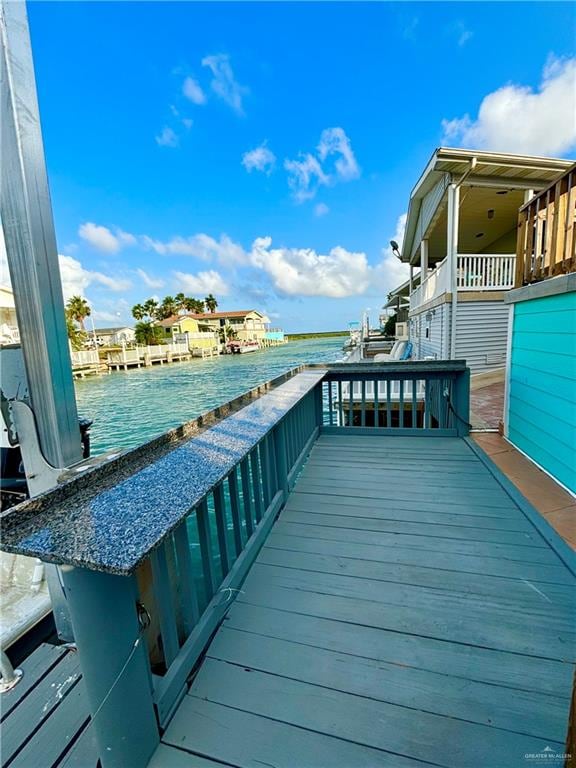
505 279 576 493
409 302 449 360
454 301 509 374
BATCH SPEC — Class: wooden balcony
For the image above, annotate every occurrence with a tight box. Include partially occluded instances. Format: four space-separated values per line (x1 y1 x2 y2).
1 363 574 768
515 163 576 286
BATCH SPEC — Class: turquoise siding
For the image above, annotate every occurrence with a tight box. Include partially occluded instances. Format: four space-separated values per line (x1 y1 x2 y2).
265 331 285 341
508 291 576 492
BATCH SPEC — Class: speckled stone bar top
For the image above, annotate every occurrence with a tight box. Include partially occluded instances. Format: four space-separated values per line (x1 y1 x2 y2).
0 370 325 576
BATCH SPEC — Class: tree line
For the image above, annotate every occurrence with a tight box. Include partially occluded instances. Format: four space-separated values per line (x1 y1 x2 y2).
131 292 218 322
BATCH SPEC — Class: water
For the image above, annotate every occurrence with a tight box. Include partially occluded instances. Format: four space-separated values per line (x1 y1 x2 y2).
74 337 344 455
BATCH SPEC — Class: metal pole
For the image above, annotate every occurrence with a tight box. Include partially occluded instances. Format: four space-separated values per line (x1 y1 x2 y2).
1 0 81 469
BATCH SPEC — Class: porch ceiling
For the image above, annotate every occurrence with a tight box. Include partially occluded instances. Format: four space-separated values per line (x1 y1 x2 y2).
424 186 525 264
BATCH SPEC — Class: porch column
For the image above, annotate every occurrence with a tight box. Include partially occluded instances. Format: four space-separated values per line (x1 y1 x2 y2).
420 239 429 275
409 265 414 293
447 183 460 359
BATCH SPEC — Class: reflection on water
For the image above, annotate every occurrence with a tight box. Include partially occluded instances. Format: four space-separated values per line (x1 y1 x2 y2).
74 338 343 455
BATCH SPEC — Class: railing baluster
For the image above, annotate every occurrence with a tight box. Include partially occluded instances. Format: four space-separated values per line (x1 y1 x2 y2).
338 380 343 426
360 380 366 427
328 380 334 426
195 499 215 602
212 484 230 577
150 542 180 666
228 469 243 557
173 522 200 635
386 379 392 427
259 437 271 508
412 378 418 429
399 379 404 428
349 380 354 427
373 379 379 428
240 457 254 538
251 448 264 523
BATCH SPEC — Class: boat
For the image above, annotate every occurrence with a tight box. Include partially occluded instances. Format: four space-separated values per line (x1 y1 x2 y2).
226 340 260 354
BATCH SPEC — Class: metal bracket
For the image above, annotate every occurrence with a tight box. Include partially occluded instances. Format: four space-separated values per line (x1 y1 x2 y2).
9 400 63 494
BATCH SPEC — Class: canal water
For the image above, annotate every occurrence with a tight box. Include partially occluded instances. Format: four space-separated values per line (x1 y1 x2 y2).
74 337 345 455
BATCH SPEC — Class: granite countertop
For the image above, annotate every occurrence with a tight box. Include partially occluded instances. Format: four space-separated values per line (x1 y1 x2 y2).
0 370 325 576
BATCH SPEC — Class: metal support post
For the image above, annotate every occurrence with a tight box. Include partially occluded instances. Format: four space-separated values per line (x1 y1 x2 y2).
60 566 160 768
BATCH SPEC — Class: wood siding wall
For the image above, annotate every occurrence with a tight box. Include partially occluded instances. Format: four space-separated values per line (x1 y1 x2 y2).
455 302 510 374
507 291 576 493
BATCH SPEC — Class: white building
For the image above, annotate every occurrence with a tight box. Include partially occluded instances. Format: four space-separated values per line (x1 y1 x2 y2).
94 326 135 346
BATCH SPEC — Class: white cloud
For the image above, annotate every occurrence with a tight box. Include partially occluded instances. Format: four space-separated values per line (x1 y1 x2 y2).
155 126 179 148
285 127 360 202
182 76 207 105
79 222 121 253
202 54 247 115
78 223 136 254
451 21 473 47
182 118 193 130
249 237 371 298
314 203 330 217
318 127 360 181
441 56 576 155
173 269 229 295
142 233 245 266
242 143 276 175
136 268 165 289
284 154 330 203
58 255 132 300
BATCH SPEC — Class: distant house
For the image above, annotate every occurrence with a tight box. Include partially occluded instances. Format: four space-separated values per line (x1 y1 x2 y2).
155 315 218 352
193 310 272 342
94 326 135 346
390 147 572 374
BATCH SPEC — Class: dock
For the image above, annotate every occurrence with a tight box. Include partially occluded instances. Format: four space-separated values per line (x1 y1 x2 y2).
1 363 574 768
106 342 191 371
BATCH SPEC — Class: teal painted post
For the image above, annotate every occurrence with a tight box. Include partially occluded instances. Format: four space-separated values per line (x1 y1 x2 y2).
60 567 159 768
150 543 180 666
196 499 215 602
452 368 470 436
250 449 264 523
386 380 392 427
337 381 344 426
314 382 324 427
373 380 379 428
173 523 200 633
240 458 254 538
259 439 271 508
360 381 366 427
213 483 230 576
227 469 243 556
399 379 405 428
273 421 289 500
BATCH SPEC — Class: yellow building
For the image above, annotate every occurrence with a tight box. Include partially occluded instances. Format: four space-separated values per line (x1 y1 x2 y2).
156 315 218 355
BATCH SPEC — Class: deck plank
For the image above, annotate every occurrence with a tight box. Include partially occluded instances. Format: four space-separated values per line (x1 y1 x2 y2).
187 660 563 768
159 435 576 767
1 643 68 721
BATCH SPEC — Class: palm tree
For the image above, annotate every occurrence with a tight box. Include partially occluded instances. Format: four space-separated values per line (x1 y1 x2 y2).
185 297 205 314
143 298 159 320
132 303 146 321
175 293 187 314
159 295 177 320
205 294 218 313
66 295 91 330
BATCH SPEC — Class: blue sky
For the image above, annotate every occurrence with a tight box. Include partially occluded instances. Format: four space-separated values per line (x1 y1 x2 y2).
21 1 576 331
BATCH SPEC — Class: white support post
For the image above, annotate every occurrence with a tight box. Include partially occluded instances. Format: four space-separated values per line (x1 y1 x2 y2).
409 265 413 293
420 239 429 275
447 184 460 359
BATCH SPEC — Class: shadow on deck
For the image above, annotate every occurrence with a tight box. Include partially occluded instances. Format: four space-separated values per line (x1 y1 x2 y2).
158 434 575 768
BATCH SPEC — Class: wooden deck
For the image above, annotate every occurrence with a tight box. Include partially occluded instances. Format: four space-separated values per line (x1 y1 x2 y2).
154 434 575 768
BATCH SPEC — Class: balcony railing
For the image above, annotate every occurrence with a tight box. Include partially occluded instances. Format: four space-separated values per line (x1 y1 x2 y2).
410 254 516 309
515 164 576 286
0 362 470 768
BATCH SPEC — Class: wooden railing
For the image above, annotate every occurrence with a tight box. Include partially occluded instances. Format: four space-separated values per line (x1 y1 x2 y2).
0 362 470 768
318 362 470 436
515 164 576 286
409 257 449 309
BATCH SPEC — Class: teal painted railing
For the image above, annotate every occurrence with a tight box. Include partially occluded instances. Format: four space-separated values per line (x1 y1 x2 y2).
149 384 319 728
1 362 470 768
316 361 470 436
